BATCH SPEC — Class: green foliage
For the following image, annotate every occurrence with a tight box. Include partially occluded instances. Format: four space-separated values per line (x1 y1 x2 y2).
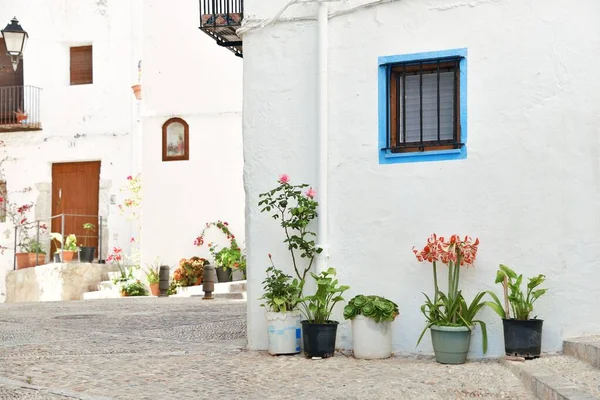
486 264 547 321
259 266 303 313
121 280 148 296
298 268 350 324
215 246 246 278
143 259 161 284
64 234 78 251
418 290 489 353
27 240 46 254
258 178 322 281
343 295 399 323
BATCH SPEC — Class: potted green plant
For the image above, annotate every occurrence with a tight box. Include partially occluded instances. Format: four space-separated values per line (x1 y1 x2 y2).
259 256 304 355
194 221 245 282
414 234 489 364
62 234 78 262
343 295 399 359
172 257 207 287
79 223 96 263
486 264 547 358
27 239 46 266
298 268 349 358
143 259 161 296
50 232 63 262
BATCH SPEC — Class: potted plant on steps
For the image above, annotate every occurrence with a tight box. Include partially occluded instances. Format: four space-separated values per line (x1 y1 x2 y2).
144 260 161 296
194 220 245 283
486 264 547 359
79 223 96 263
298 267 350 358
50 232 63 262
343 295 399 359
259 256 303 355
28 240 46 266
414 234 489 364
62 234 78 262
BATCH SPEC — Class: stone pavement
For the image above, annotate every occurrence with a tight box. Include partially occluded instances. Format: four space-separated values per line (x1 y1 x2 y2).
0 298 534 399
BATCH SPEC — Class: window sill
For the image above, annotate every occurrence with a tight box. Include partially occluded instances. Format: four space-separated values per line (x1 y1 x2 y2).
379 148 466 164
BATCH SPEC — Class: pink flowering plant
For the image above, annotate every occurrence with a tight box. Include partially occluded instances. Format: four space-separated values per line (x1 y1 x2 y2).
194 221 246 279
258 174 321 281
413 234 488 353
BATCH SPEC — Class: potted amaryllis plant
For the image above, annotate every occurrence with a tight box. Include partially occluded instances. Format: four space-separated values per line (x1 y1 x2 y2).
344 295 399 359
259 255 303 355
414 234 488 364
79 223 96 262
486 265 547 358
298 268 349 358
143 259 161 296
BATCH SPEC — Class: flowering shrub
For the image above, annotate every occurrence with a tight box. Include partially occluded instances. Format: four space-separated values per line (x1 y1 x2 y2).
119 174 142 218
413 234 488 353
173 257 208 287
194 221 246 278
258 174 321 281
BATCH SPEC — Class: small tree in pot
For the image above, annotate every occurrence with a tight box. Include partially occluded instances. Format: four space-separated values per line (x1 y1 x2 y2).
259 256 303 355
79 223 96 263
344 295 399 359
298 268 349 358
486 265 547 359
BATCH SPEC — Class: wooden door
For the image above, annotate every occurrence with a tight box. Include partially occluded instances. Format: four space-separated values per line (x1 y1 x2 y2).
0 38 24 124
51 162 101 254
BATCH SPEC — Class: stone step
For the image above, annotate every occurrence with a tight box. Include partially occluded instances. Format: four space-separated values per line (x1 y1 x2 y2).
97 281 115 291
83 290 122 300
503 355 600 400
564 336 600 369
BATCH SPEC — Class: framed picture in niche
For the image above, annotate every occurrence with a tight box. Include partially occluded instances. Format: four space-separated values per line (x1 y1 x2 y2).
162 117 189 161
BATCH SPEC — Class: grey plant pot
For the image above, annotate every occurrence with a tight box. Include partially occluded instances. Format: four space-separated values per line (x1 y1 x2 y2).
430 325 472 364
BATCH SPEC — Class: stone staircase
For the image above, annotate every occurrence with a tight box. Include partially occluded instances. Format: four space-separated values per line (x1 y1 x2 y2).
504 336 600 399
83 271 247 300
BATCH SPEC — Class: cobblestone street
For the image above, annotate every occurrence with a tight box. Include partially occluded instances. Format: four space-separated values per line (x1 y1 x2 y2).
0 299 533 399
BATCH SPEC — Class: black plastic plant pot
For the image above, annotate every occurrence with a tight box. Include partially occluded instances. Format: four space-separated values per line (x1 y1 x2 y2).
503 318 543 359
53 253 61 263
215 267 232 283
301 320 338 358
79 247 96 263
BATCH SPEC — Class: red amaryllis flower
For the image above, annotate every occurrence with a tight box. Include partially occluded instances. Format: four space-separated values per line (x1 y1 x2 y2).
412 234 443 263
193 236 204 246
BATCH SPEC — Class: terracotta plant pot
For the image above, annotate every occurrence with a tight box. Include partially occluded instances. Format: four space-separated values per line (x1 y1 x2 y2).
131 84 142 100
150 283 159 296
121 290 128 297
16 252 31 269
61 250 77 262
28 253 46 267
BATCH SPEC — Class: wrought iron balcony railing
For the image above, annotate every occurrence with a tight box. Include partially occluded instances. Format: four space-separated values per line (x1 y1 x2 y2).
0 85 42 132
199 0 244 58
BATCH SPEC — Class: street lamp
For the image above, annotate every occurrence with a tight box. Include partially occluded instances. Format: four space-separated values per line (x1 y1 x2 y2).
1 17 28 71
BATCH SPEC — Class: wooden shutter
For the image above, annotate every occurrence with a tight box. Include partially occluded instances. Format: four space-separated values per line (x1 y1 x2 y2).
70 46 93 85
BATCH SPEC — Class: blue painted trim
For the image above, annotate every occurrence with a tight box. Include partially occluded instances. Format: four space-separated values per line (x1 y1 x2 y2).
378 48 468 165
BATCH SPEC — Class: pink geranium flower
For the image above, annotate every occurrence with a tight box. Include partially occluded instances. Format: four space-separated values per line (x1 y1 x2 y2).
305 187 316 199
278 174 290 184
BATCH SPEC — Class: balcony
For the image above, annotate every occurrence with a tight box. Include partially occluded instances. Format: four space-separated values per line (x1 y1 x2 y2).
199 0 243 58
0 85 42 132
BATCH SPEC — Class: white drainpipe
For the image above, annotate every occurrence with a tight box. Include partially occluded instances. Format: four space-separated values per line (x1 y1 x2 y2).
316 0 329 274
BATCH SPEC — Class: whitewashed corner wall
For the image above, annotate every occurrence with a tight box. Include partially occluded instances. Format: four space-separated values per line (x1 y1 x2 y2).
140 0 244 269
243 0 600 357
0 0 144 297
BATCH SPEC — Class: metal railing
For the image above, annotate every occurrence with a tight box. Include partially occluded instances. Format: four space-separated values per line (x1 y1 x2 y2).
199 0 244 28
0 85 42 131
12 213 105 270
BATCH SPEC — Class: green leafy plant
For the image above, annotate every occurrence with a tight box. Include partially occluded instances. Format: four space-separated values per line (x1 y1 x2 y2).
81 223 95 247
194 221 246 278
27 240 46 255
413 234 488 353
121 279 148 296
259 255 303 313
343 295 399 323
258 174 321 281
298 268 349 324
173 257 207 287
486 264 547 321
64 234 78 251
143 259 161 284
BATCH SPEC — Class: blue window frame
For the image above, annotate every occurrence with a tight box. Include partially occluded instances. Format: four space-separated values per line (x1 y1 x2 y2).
378 48 468 164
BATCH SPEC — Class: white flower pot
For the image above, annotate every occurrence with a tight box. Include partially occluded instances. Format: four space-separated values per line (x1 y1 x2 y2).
352 314 393 359
266 311 302 355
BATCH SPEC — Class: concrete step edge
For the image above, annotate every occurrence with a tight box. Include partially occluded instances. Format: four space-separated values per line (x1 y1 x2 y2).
502 359 600 400
564 339 600 369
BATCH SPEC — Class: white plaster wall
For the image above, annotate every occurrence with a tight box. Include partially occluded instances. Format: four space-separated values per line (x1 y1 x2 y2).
140 0 244 268
243 0 600 358
0 0 143 297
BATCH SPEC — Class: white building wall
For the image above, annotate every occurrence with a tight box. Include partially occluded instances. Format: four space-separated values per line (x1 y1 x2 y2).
140 0 244 268
243 0 600 358
0 0 142 295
